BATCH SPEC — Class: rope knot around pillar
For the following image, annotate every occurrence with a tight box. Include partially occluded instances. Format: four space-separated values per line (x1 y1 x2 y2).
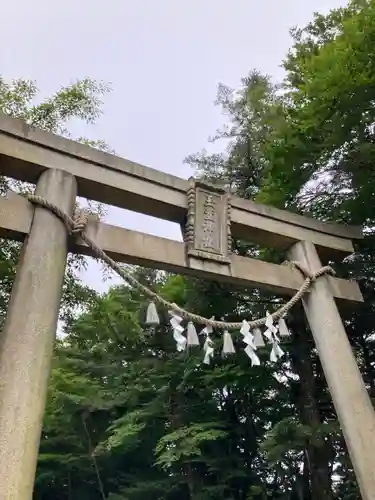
27 194 89 236
71 209 89 235
286 260 336 282
315 265 336 279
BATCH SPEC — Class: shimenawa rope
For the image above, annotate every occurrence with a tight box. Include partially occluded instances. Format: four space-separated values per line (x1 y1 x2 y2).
26 194 335 331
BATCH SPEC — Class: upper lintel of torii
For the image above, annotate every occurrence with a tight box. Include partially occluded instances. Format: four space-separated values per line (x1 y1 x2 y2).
0 113 364 304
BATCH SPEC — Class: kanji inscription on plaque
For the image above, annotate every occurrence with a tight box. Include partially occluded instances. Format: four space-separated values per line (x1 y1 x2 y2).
184 178 231 264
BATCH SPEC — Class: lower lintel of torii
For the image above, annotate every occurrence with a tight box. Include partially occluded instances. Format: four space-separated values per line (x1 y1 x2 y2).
0 191 363 304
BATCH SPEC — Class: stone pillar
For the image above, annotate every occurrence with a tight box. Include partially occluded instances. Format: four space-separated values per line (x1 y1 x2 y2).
0 169 77 500
288 240 375 500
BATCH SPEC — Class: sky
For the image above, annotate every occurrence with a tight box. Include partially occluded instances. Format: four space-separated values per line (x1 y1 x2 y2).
1 0 345 292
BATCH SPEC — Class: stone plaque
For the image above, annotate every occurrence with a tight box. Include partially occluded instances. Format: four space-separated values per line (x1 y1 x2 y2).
184 178 231 264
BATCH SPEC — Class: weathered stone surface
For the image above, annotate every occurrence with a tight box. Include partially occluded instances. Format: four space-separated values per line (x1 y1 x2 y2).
185 180 231 265
289 241 375 500
0 114 361 258
0 169 77 500
0 193 363 304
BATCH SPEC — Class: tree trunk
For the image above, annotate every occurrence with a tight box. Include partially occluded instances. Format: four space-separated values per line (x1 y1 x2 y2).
289 308 334 500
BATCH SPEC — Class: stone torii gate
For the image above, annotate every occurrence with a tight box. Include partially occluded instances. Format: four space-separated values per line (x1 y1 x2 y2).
0 114 374 500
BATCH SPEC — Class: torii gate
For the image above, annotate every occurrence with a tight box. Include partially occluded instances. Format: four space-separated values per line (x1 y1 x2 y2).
0 115 374 500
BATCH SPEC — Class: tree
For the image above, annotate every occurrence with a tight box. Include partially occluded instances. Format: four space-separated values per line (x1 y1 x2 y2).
183 2 375 497
185 72 335 500
0 75 112 325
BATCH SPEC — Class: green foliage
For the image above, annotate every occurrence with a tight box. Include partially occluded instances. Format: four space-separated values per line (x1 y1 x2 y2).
155 423 228 469
98 410 147 454
261 417 338 464
258 0 375 216
0 76 110 136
